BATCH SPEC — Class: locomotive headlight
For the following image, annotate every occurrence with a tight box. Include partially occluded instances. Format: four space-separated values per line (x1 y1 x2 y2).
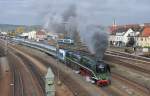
99 64 104 69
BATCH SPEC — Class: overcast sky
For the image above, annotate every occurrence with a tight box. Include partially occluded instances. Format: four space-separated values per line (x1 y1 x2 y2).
0 0 150 26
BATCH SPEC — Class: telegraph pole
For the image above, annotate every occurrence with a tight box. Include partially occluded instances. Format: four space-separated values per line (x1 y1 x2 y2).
4 35 8 56
56 38 61 85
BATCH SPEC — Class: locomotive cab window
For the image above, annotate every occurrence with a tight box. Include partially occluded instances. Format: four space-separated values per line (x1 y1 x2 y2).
96 64 107 73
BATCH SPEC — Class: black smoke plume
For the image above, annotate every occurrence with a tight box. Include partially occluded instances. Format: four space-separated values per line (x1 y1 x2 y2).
62 4 77 22
92 30 108 60
82 25 108 60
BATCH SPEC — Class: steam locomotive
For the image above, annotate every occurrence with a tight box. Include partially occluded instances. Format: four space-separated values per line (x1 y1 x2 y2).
58 49 111 86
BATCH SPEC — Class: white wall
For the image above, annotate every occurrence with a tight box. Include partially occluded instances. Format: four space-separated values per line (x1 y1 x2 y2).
137 37 150 47
28 31 36 40
123 29 133 44
111 29 138 46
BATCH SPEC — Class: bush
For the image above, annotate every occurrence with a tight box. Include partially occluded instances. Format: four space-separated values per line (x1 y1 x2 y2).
124 47 134 54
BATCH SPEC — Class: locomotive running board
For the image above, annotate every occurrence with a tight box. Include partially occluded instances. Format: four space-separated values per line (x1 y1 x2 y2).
66 57 97 78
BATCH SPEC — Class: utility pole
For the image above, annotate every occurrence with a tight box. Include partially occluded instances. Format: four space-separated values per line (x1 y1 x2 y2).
4 35 8 56
56 38 61 85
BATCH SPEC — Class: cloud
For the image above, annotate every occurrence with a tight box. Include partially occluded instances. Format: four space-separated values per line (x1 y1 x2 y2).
0 0 149 25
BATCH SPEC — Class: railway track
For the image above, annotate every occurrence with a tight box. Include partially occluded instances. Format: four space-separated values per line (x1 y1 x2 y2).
104 54 150 74
13 45 150 96
105 51 150 95
112 72 150 96
9 50 45 96
11 44 108 96
0 45 24 96
15 53 45 94
0 41 44 96
105 50 150 74
1 39 149 96
106 50 150 63
9 60 24 96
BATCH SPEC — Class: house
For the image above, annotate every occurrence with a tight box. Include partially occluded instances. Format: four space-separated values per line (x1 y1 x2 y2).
47 32 58 40
109 24 142 47
36 30 47 41
19 32 29 39
109 28 141 47
28 31 37 40
0 32 7 36
46 32 58 45
19 31 37 40
109 35 115 45
137 27 150 47
115 28 130 47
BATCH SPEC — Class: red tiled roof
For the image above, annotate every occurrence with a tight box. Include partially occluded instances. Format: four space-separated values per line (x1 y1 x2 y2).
36 31 46 35
109 24 143 34
142 27 150 37
108 26 115 33
109 26 129 34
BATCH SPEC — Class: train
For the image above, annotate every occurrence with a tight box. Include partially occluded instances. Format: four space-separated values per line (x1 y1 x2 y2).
57 39 74 45
16 39 111 86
